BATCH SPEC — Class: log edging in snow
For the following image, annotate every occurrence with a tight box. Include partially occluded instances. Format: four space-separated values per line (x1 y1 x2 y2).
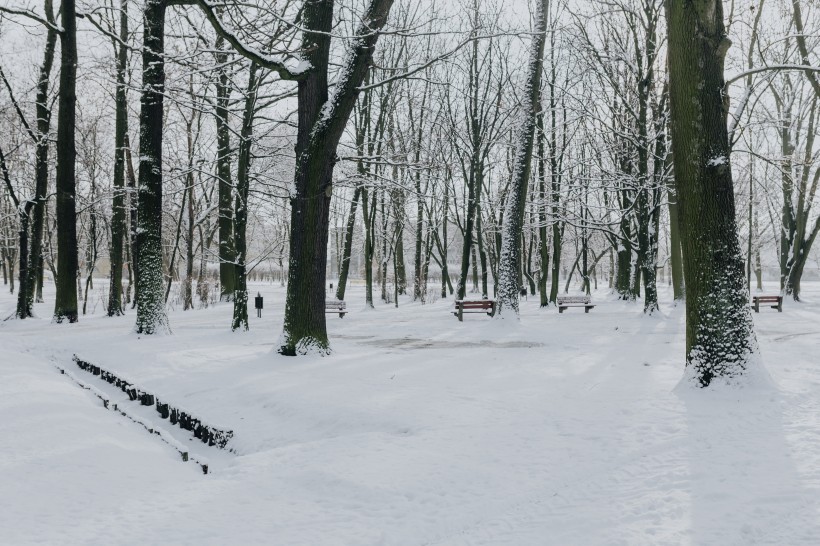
54 361 211 474
69 355 235 467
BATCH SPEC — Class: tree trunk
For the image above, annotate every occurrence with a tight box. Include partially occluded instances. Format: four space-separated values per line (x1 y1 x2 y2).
667 177 684 300
537 110 549 307
395 231 407 295
665 0 759 386
107 0 128 317
215 36 236 302
232 62 258 331
363 186 376 308
279 0 394 355
0 146 33 318
335 185 361 301
82 198 98 316
135 0 169 334
497 0 548 317
24 0 57 313
183 177 194 311
125 132 138 308
440 181 452 298
54 0 79 323
413 173 424 301
457 183 476 300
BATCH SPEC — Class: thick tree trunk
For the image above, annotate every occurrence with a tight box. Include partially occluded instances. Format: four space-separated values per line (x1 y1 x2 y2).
108 0 128 317
54 0 79 323
665 0 759 386
279 0 394 354
135 0 169 334
496 0 548 317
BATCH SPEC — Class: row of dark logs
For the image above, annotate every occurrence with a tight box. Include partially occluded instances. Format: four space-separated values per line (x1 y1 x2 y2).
73 356 234 450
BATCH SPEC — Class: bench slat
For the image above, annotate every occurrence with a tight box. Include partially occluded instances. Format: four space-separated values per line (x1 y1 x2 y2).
556 296 591 304
453 300 495 321
751 295 782 313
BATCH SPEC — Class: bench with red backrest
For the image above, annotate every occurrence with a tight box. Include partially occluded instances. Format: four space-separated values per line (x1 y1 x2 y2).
751 295 782 313
453 299 495 321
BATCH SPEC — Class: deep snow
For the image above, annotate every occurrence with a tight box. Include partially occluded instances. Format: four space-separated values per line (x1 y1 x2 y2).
1 281 819 545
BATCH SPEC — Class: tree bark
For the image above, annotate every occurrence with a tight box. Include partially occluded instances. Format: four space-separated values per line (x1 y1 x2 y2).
335 185 361 301
135 0 169 334
215 36 236 302
667 176 684 299
108 0 128 317
123 131 139 308
183 174 194 310
537 109 549 307
232 62 259 331
279 0 395 354
54 0 79 323
496 0 548 316
665 0 759 386
22 0 58 313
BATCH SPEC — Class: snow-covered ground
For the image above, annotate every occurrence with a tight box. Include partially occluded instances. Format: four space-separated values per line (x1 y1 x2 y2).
1 281 819 545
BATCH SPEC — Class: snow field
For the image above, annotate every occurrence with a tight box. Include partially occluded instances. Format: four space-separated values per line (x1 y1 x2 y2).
1 283 819 545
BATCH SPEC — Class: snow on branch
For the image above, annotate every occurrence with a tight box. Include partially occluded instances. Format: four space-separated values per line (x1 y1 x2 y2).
194 0 309 81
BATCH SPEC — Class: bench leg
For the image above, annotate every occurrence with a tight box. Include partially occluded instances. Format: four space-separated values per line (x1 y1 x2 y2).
585 306 590 313
754 302 759 313
559 307 565 313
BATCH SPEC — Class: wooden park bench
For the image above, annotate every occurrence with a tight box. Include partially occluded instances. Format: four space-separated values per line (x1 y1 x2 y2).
557 295 595 313
453 299 496 321
325 299 347 318
751 295 782 313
